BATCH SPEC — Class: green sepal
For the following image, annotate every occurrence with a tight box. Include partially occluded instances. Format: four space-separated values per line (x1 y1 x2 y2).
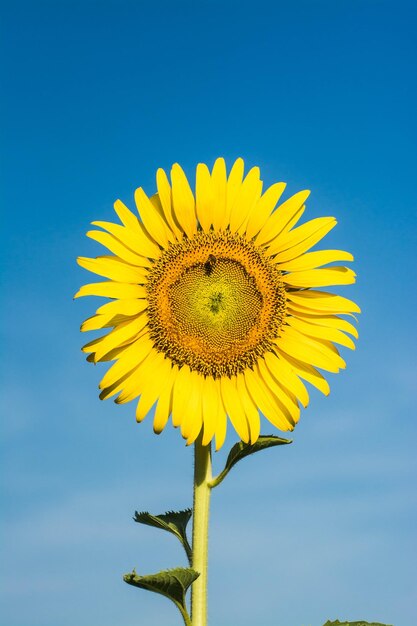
210 435 292 488
134 509 192 564
323 619 392 626
124 567 199 625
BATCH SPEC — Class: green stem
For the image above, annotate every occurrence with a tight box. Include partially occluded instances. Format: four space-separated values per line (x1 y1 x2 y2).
178 603 193 626
208 469 227 489
191 433 212 626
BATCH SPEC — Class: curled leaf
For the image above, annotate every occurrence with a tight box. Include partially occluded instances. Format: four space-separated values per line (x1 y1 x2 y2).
210 435 292 487
133 509 192 563
124 567 199 625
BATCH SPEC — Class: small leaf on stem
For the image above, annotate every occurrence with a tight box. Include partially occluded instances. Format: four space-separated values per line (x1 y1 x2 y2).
210 435 292 487
124 567 199 625
133 509 192 563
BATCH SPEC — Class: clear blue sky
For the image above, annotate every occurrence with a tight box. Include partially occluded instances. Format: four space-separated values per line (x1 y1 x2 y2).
1 1 416 625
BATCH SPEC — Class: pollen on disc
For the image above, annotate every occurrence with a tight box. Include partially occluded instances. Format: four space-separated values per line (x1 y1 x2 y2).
170 258 263 348
146 231 286 377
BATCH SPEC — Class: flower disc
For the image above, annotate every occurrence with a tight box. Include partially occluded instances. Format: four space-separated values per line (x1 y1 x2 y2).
76 158 360 449
147 231 286 378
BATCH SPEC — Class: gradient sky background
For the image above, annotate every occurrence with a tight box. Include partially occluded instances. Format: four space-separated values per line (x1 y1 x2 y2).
1 1 416 625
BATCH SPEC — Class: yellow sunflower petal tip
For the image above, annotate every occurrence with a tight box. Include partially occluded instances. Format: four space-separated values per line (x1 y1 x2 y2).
76 159 359 449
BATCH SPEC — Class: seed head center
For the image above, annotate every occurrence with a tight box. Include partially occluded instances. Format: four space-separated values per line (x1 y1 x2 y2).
209 292 222 314
146 231 286 377
169 258 263 347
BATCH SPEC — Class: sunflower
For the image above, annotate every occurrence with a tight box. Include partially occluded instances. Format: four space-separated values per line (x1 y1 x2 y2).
75 158 359 450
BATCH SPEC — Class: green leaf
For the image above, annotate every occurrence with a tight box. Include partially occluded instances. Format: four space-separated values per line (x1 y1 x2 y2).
323 619 392 626
133 509 192 563
124 567 199 625
210 435 292 487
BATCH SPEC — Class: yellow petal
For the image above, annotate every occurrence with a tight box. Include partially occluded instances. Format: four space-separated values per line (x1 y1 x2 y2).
81 335 106 354
287 303 359 323
211 158 227 230
277 350 330 395
245 182 287 240
90 344 132 363
94 314 149 362
156 168 183 239
214 379 227 451
74 281 147 300
91 220 159 260
220 376 250 443
100 346 152 401
99 334 154 389
244 368 293 431
277 326 345 373
236 203 262 237
96 299 147 317
202 376 220 446
171 163 197 238
287 316 356 350
149 193 178 240
80 313 113 332
77 256 147 283
256 360 299 426
196 163 213 232
236 374 260 444
134 187 173 247
225 158 245 226
172 365 192 427
287 310 358 339
281 205 306 235
182 372 204 444
255 190 310 247
99 367 139 401
113 199 141 231
135 355 172 422
269 218 337 258
83 335 138 361
82 309 143 332
229 166 262 233
275 249 354 272
84 314 138 331
86 230 152 267
263 351 309 408
282 267 356 288
115 350 161 404
153 364 178 434
286 290 361 314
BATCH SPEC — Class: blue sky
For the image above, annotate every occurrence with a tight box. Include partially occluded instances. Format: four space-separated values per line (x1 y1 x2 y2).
1 1 416 625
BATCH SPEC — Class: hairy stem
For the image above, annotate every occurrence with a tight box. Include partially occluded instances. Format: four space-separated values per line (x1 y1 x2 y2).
191 433 212 626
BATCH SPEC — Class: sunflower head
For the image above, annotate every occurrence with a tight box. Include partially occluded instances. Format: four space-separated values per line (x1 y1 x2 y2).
76 158 360 450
